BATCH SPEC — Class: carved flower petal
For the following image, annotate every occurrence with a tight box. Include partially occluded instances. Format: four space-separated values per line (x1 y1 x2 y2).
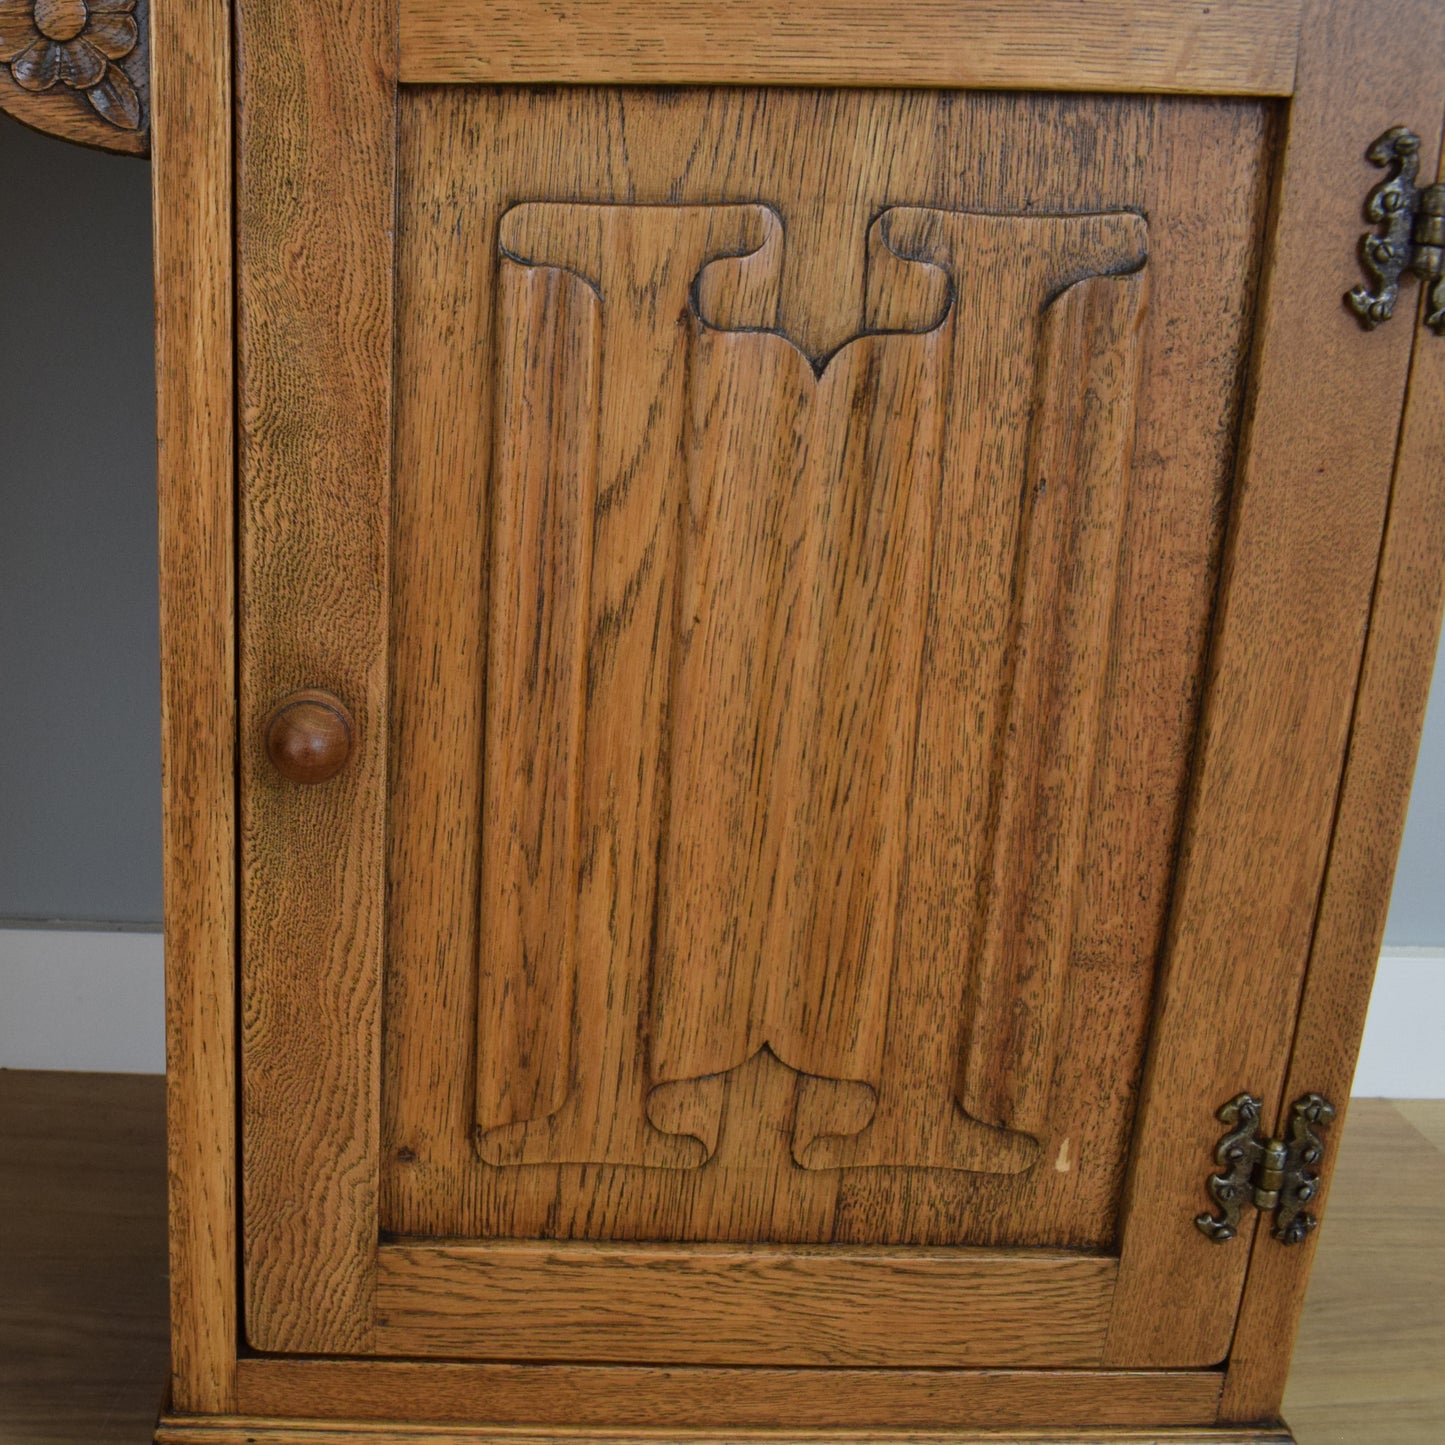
86 61 141 129
10 37 61 91
57 36 107 88
0 13 39 65
84 14 137 60
87 0 137 12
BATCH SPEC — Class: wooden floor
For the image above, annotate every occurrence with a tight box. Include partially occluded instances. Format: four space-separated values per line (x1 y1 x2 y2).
0 1074 1440 1443
0 1072 168 1445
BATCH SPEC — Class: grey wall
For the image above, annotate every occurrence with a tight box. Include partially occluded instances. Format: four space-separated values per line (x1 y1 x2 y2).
0 111 1440 943
1385 653 1445 947
0 117 161 926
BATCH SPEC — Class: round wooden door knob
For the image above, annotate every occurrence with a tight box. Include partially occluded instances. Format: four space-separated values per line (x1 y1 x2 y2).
263 689 355 784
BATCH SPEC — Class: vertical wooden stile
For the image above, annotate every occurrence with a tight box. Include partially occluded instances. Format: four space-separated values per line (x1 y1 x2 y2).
1221 116 1445 1424
152 0 237 1412
234 0 399 1352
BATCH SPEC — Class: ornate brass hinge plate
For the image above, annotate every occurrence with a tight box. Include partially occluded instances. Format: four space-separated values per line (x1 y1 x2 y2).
1346 126 1445 334
1196 1092 1336 1245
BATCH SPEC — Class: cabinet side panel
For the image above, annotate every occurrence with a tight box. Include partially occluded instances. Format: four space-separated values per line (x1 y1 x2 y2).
1105 0 1445 1370
152 0 237 1412
235 0 397 1353
1221 117 1445 1423
383 89 1271 1252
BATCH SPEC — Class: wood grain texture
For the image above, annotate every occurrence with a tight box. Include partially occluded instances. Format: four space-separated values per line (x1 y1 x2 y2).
476 200 1144 1181
1220 116 1445 1426
8 1077 1437 1443
151 0 235 1412
375 1242 1114 1366
477 203 796 1172
649 209 939 1148
478 260 600 1139
160 1424 1289 1445
1103 0 1445 1370
0 0 148 156
0 1072 168 1445
954 259 1144 1139
397 0 1302 94
235 0 396 1353
234 1361 1224 1432
384 89 1270 1256
672 215 1143 1166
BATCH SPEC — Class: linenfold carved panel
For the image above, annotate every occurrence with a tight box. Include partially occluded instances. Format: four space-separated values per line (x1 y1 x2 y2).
478 202 1147 1174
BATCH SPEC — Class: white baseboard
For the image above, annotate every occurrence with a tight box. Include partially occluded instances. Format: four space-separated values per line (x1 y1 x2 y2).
0 927 1441 1093
1351 947 1445 1098
0 924 165 1073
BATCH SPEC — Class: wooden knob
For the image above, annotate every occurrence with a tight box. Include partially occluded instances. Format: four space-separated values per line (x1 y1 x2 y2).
263 689 355 784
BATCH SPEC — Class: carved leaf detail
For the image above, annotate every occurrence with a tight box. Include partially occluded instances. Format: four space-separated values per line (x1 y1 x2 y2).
56 37 106 88
86 60 139 128
10 35 58 88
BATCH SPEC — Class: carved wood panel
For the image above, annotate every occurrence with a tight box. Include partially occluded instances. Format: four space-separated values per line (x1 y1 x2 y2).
383 87 1273 1248
0 0 147 155
479 199 1147 1180
218 0 1437 1385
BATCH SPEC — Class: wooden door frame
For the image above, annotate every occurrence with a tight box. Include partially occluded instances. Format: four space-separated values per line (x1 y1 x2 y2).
1103 0 1445 1368
153 0 237 1416
155 0 1445 1426
1217 111 1445 1424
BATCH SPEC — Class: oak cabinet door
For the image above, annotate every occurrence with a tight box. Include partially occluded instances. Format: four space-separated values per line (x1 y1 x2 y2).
374 95 1230 1372
232 0 1441 1386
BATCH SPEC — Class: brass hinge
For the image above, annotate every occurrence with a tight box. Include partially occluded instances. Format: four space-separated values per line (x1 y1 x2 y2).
1346 126 1445 334
1195 1092 1336 1246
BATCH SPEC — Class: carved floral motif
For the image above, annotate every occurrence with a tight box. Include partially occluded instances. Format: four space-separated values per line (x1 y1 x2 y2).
0 0 141 130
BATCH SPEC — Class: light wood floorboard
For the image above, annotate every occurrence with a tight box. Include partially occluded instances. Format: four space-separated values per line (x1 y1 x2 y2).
0 1076 1438 1442
1281 1098 1445 1445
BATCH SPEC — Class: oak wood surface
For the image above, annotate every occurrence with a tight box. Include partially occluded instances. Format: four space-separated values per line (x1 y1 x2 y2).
213 0 1440 1406
473 199 1145 1188
1220 117 1445 1425
957 266 1143 1139
236 1359 1222 1431
384 89 1269 1267
150 0 236 1412
1102 0 1445 1369
158 1426 1294 1445
375 1242 1115 1366
478 255 600 1143
396 0 1302 94
235 0 396 1354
